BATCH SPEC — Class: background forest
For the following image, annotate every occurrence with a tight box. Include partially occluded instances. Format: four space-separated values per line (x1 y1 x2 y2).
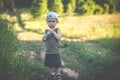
0 0 120 80
0 0 120 16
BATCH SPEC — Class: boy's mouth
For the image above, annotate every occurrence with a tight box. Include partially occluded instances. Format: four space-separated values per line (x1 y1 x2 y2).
49 26 54 29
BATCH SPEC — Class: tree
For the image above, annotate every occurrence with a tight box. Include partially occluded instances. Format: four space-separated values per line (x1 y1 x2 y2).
75 0 103 15
31 0 48 17
94 0 120 13
48 0 63 15
62 0 76 15
0 0 15 11
0 0 4 10
75 0 85 15
108 0 117 13
0 0 33 10
103 3 109 14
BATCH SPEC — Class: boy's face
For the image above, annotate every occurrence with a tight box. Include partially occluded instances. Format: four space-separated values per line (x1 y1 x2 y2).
46 18 58 29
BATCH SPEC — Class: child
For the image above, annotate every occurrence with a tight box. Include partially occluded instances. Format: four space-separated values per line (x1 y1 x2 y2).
42 11 62 80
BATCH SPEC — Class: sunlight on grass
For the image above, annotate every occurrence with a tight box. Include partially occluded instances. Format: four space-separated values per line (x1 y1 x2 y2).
1 12 120 41
18 32 41 40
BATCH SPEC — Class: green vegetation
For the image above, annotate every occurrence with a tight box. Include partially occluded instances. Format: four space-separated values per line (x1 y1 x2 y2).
31 0 48 17
1 11 120 80
62 0 76 15
0 18 22 79
76 0 103 15
48 0 63 15
61 39 120 80
0 0 120 79
0 0 120 16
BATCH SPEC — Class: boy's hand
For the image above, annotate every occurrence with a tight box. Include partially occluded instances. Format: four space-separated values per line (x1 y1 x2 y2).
49 29 54 33
42 35 47 41
48 28 61 40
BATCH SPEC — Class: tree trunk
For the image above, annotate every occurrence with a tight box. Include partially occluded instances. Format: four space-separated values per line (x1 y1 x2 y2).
0 0 4 9
11 0 16 11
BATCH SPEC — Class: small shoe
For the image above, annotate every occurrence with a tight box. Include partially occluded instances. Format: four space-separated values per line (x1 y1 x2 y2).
55 75 62 80
45 74 55 80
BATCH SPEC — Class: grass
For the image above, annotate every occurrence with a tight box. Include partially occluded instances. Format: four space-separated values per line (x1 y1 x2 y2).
1 10 120 80
17 14 120 41
1 11 120 40
61 39 120 80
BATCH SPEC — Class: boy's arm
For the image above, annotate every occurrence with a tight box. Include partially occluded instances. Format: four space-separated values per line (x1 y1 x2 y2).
49 29 61 40
42 31 47 42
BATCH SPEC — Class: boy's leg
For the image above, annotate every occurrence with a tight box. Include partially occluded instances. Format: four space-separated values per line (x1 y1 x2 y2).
46 67 55 80
50 67 55 75
55 68 62 80
55 68 61 75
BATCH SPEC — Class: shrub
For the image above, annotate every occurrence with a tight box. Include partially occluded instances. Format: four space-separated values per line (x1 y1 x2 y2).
62 0 76 15
31 0 48 17
75 0 104 15
0 17 23 80
48 0 63 15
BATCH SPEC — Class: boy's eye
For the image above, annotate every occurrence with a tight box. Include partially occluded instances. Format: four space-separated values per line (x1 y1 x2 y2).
48 20 55 23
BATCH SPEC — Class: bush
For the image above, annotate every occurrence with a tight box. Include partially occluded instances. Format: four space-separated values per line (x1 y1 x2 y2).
48 0 63 15
0 17 23 80
31 0 48 17
62 0 76 15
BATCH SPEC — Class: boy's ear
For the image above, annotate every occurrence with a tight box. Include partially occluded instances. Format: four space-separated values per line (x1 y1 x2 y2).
56 19 59 23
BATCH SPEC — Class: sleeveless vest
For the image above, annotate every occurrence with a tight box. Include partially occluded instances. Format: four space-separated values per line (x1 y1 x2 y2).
45 28 61 54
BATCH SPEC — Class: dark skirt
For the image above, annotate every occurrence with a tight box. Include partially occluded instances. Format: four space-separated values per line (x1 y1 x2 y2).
44 54 62 68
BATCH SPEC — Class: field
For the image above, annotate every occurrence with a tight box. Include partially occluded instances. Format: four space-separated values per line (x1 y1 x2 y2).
1 11 120 80
13 13 120 41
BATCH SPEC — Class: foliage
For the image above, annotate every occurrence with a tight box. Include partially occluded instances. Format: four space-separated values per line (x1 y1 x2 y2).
48 0 63 15
0 17 48 80
62 0 76 15
75 0 104 15
31 0 48 17
0 17 23 79
1 11 120 80
94 0 120 13
93 38 120 55
0 0 120 16
61 39 120 80
0 0 33 10
103 3 109 14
